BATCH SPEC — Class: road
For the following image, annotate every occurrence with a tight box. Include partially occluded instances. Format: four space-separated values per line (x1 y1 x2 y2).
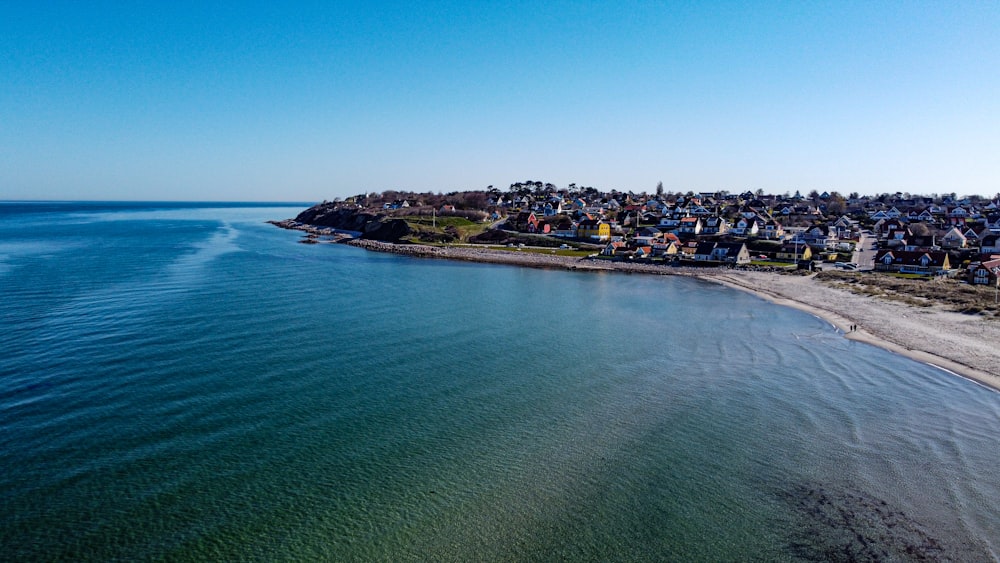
852 230 877 271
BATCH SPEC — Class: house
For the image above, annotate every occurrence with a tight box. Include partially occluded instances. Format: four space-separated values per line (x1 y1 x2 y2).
679 240 700 256
701 216 729 235
601 241 627 256
980 234 1000 256
692 241 717 261
731 217 759 237
510 211 539 232
830 216 856 239
577 219 611 241
714 242 751 264
968 258 1000 285
760 218 784 240
903 235 939 252
874 249 951 274
634 227 663 246
552 218 577 238
940 227 968 249
802 224 838 249
775 243 812 262
692 241 750 264
878 219 910 241
687 204 713 217
986 214 1000 232
677 216 703 236
651 239 681 256
947 206 970 226
658 216 682 230
542 201 565 216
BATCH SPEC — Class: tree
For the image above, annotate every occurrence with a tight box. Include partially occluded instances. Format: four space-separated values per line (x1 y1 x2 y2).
826 192 847 215
909 222 932 236
656 181 664 197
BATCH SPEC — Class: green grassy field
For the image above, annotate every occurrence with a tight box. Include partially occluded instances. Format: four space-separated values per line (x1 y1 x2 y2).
404 215 491 241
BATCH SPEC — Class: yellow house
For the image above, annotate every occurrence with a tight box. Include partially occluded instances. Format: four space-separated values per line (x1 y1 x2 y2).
776 243 812 262
577 219 610 241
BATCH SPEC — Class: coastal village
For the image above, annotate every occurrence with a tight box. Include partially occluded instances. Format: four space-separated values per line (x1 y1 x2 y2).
298 183 1000 288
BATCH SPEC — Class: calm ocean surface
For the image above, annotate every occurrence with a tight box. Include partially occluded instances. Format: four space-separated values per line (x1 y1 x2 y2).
2 202 999 560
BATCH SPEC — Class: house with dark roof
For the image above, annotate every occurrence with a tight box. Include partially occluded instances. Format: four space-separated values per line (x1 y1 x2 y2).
980 233 1000 257
874 249 951 275
760 218 783 240
730 217 759 237
692 241 750 264
776 243 812 262
701 216 729 235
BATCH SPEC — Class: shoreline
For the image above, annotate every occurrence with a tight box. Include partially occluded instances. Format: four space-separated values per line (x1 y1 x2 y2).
705 273 1000 392
278 224 1000 392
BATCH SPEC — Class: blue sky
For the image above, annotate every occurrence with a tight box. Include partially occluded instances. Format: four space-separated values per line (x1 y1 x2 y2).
2 1 998 202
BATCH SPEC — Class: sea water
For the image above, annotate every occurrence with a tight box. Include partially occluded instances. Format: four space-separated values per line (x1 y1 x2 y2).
1 202 999 560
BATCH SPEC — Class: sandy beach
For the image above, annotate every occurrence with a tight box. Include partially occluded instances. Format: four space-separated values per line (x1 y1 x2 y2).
344 239 1000 392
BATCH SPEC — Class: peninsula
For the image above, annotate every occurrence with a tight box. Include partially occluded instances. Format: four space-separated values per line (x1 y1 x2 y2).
273 184 1000 390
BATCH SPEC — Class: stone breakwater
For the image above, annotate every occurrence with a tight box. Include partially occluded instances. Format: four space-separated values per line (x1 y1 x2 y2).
272 218 724 276
268 219 359 240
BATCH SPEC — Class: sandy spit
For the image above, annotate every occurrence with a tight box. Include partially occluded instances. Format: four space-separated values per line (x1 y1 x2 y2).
342 239 1000 392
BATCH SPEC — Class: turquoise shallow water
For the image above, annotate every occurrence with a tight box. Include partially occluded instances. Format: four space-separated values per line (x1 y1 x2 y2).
2 202 999 560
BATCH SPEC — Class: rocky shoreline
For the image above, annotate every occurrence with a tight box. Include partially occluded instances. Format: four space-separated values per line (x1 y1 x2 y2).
344 238 736 276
